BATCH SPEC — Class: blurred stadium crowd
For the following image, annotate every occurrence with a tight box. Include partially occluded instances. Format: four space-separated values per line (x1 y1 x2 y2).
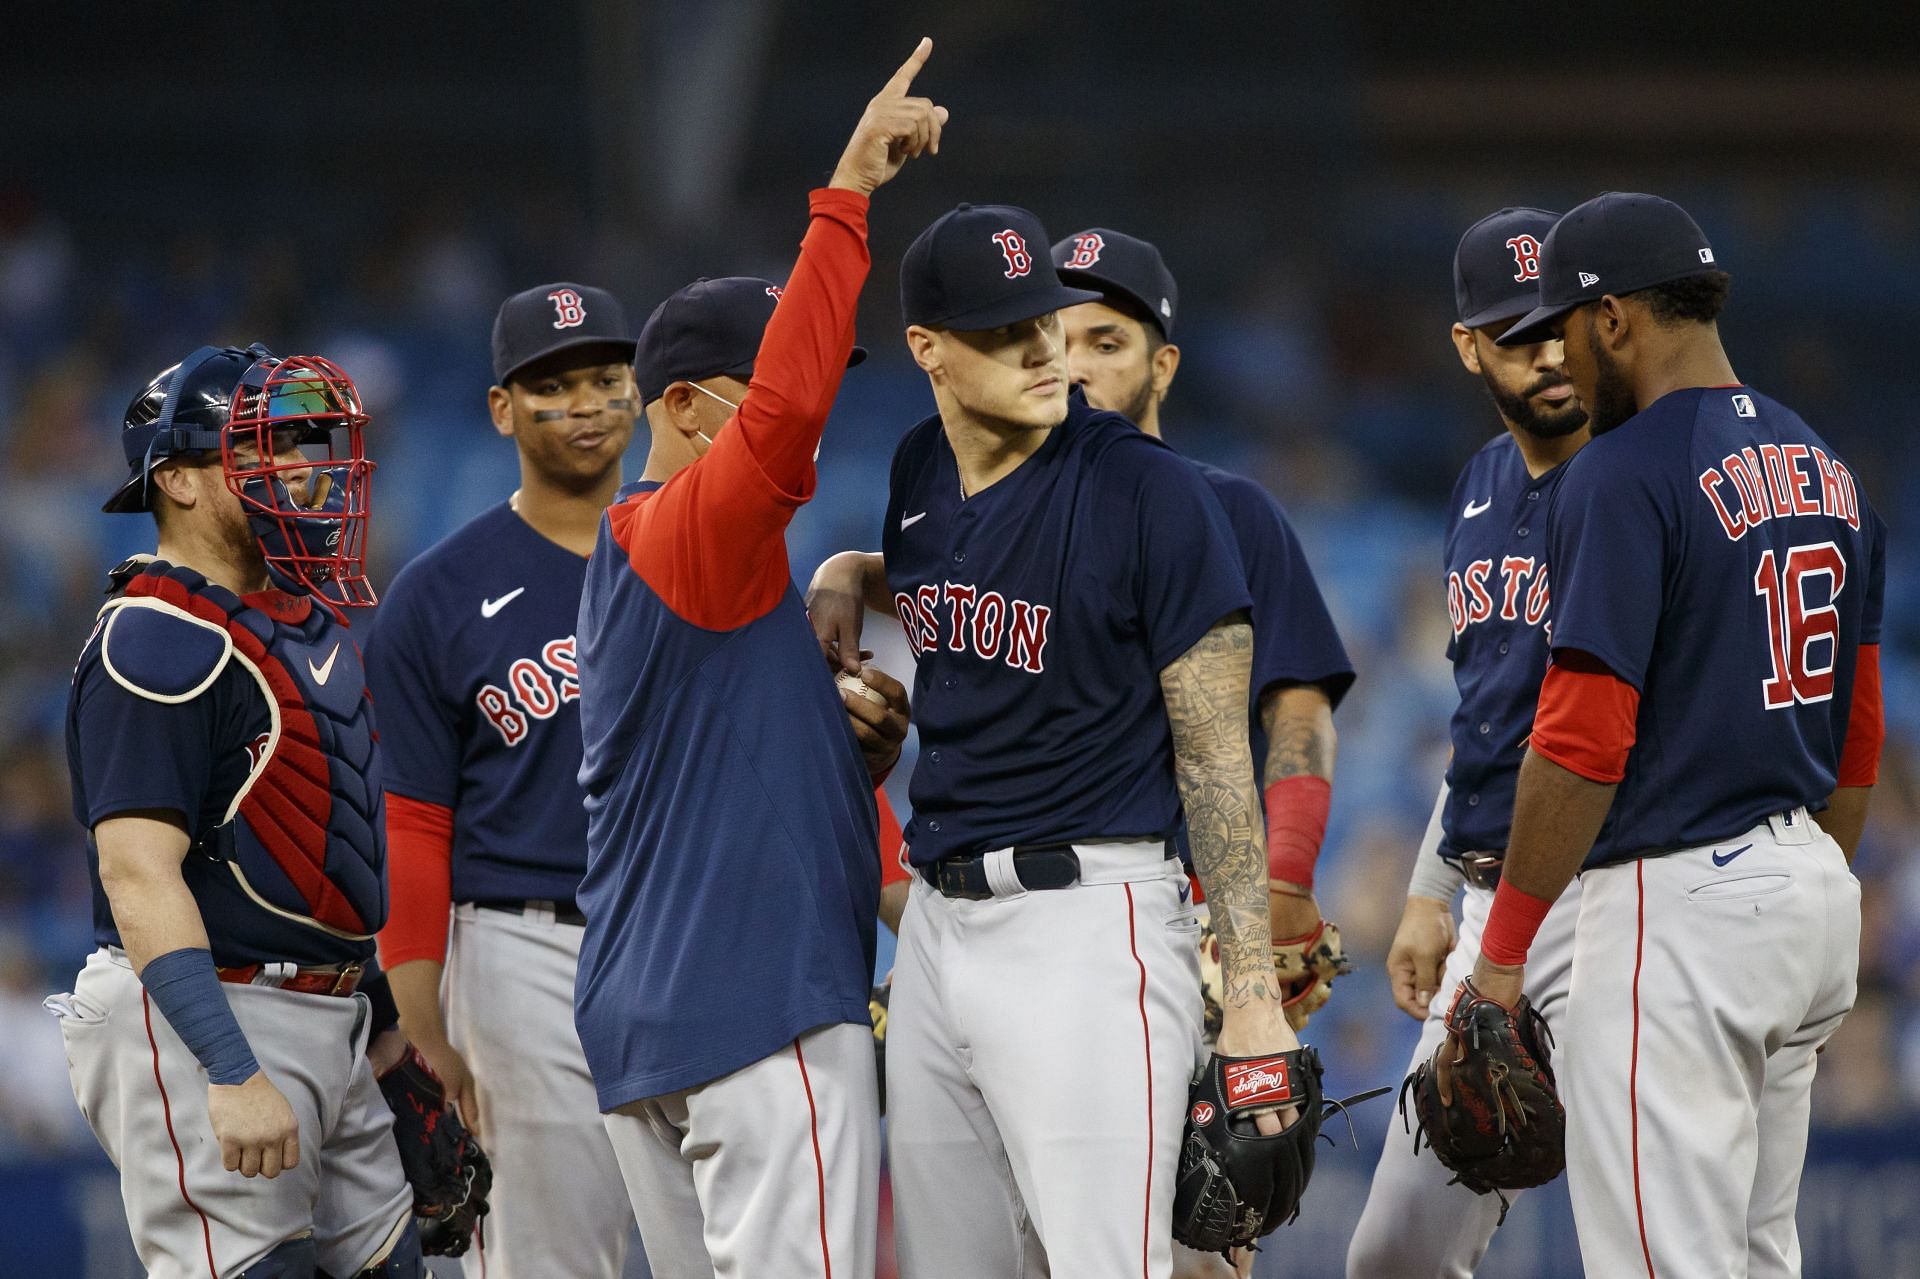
1 172 1916 1170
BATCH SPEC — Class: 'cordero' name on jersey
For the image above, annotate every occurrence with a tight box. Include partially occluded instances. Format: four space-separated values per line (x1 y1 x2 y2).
1546 386 1886 866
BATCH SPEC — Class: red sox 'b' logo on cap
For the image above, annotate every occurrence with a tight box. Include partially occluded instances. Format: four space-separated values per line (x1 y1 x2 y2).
765 285 785 301
992 229 1034 280
1506 236 1543 283
548 288 587 329
1063 233 1105 270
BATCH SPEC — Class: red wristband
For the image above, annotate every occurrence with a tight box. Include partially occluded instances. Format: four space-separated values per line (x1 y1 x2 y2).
1265 775 1331 889
1481 877 1555 967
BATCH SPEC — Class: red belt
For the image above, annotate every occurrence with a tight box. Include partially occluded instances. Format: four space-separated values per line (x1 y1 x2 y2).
216 961 364 997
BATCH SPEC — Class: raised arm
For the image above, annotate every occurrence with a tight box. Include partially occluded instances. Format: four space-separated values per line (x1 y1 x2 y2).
618 43 946 629
1161 615 1298 1070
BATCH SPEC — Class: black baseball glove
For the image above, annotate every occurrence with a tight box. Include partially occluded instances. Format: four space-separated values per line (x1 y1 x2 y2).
1400 977 1565 1219
378 1045 493 1256
1171 1047 1328 1256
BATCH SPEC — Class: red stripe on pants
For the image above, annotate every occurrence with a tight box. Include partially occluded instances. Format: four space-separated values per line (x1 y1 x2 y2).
1124 884 1154 1279
795 1037 833 1277
144 989 219 1279
1631 862 1658 1277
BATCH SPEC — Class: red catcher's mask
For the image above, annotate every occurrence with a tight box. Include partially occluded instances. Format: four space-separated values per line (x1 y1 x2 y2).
221 353 376 611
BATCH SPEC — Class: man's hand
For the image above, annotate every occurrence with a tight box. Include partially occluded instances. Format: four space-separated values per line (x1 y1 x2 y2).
829 38 948 197
1268 880 1322 943
1467 954 1525 1013
208 1071 301 1178
807 551 877 673
1388 895 1458 1020
1214 1000 1302 1133
843 664 910 781
412 1035 482 1139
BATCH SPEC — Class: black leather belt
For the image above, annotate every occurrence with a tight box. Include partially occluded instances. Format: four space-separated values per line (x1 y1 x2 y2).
922 845 1083 900
1454 851 1505 890
920 839 1174 901
473 899 587 926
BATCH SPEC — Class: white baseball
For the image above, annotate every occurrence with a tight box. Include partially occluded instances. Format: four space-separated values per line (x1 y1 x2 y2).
836 670 889 706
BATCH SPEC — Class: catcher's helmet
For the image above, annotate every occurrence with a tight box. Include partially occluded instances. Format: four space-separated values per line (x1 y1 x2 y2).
104 343 377 609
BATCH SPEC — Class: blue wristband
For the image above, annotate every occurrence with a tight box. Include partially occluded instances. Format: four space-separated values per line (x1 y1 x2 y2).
140 948 261 1086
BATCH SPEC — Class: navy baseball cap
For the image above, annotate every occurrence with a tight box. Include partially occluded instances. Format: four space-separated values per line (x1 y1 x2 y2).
1497 193 1721 347
635 276 867 405
1454 207 1562 330
1049 228 1180 339
492 282 633 384
900 204 1102 330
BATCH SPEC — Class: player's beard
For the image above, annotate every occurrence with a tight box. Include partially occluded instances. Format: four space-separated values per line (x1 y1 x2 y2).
1584 330 1639 436
1113 369 1157 427
1479 364 1586 440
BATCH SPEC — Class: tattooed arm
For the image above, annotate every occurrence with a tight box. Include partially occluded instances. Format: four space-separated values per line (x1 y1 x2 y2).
1162 614 1300 1073
1260 684 1337 940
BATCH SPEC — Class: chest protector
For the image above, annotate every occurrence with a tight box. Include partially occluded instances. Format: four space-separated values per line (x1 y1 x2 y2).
108 562 385 939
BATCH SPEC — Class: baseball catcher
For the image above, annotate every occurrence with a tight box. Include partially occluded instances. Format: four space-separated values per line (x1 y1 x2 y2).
1399 976 1565 1219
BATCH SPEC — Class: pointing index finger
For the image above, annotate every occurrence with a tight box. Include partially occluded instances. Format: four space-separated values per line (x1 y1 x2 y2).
879 37 933 98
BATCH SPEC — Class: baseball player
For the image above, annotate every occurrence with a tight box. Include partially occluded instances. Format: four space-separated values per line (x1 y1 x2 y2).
366 283 644 1277
1046 226 1354 1279
1051 226 1356 1015
49 345 426 1276
1457 192 1885 1278
812 200 1304 1279
570 41 940 1278
1345 208 1592 1278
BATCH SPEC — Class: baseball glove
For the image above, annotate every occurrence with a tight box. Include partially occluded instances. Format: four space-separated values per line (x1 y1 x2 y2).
870 983 890 1115
1198 917 1351 1038
1400 977 1564 1217
378 1045 493 1256
1171 1047 1328 1256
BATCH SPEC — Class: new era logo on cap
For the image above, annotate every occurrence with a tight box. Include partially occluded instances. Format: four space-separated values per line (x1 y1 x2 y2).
1497 192 1722 347
1049 225 1181 339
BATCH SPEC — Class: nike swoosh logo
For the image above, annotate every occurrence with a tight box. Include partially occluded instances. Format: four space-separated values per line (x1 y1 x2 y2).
1711 843 1753 867
480 587 526 619
308 643 340 686
1462 498 1493 519
900 511 928 531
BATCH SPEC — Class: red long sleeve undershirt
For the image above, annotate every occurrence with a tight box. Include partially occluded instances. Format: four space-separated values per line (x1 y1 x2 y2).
610 187 872 632
376 793 455 968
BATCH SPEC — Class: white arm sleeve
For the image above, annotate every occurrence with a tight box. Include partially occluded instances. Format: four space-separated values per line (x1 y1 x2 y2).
1407 778 1465 903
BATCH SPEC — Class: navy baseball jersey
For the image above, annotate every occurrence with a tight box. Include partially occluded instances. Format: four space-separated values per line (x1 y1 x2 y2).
883 395 1253 864
66 562 385 967
1194 461 1354 776
1440 434 1568 854
1547 386 1886 866
366 501 589 903
573 187 879 1108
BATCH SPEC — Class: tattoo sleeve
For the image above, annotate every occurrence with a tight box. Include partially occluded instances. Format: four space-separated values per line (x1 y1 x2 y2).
1160 613 1274 1007
1258 684 1336 787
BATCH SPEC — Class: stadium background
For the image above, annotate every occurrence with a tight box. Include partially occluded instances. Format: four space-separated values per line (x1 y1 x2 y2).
2 3 1916 1275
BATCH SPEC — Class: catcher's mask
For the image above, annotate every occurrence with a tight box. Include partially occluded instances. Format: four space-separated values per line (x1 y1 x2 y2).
106 343 377 610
